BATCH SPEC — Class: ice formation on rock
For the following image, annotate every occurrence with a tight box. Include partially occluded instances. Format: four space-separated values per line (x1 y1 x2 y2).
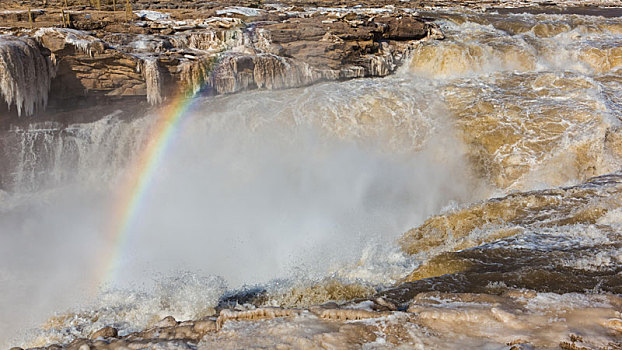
0 35 55 117
182 30 244 51
216 308 301 330
142 58 163 105
215 6 265 17
180 56 217 95
35 28 105 57
209 54 322 95
134 10 171 22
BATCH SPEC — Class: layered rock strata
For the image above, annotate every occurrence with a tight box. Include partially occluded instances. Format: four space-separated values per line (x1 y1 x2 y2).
0 4 443 120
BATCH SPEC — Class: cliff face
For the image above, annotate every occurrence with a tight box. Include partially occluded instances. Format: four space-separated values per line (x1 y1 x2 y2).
0 5 444 121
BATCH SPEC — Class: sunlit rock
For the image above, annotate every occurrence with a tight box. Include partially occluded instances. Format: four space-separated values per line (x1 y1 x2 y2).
35 28 106 57
192 320 217 334
0 7 441 116
155 316 178 328
89 326 118 340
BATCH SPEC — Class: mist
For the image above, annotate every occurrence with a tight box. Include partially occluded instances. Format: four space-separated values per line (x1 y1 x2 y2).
0 76 479 346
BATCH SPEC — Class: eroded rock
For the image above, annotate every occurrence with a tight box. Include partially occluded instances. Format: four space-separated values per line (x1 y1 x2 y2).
310 307 391 321
89 326 118 339
0 5 443 119
216 307 302 330
155 315 178 328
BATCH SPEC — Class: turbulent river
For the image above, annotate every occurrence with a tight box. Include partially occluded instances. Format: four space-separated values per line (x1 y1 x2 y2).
1 9 621 349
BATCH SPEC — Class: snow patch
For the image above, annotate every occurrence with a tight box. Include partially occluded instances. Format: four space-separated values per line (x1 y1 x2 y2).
35 28 104 56
134 10 171 22
216 7 264 17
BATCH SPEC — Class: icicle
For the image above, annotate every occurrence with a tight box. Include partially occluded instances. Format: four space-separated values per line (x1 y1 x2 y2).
142 58 163 105
34 28 105 57
0 35 56 117
179 56 216 95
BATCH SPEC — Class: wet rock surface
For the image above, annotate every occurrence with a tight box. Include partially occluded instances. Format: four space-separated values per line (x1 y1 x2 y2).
23 292 622 349
16 172 622 349
378 171 622 306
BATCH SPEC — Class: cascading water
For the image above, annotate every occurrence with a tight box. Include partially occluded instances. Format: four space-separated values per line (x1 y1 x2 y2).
0 72 477 346
1 9 621 349
409 11 622 189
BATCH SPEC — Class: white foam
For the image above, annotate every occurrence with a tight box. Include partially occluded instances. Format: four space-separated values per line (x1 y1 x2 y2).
0 75 476 346
18 273 226 347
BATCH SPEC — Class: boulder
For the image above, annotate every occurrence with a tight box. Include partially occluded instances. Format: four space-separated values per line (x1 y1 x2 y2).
89 326 118 339
155 315 178 328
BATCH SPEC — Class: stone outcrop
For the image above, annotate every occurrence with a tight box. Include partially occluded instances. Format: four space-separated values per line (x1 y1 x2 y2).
0 3 444 119
89 326 118 340
216 307 302 330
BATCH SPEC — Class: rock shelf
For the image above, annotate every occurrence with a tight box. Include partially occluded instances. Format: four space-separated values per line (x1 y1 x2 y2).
16 291 622 349
0 0 446 122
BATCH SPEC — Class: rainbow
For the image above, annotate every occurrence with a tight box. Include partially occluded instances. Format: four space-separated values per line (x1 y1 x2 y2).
93 87 202 292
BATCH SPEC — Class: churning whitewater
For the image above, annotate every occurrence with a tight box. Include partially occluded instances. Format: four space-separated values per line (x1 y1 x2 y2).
1 7 621 350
